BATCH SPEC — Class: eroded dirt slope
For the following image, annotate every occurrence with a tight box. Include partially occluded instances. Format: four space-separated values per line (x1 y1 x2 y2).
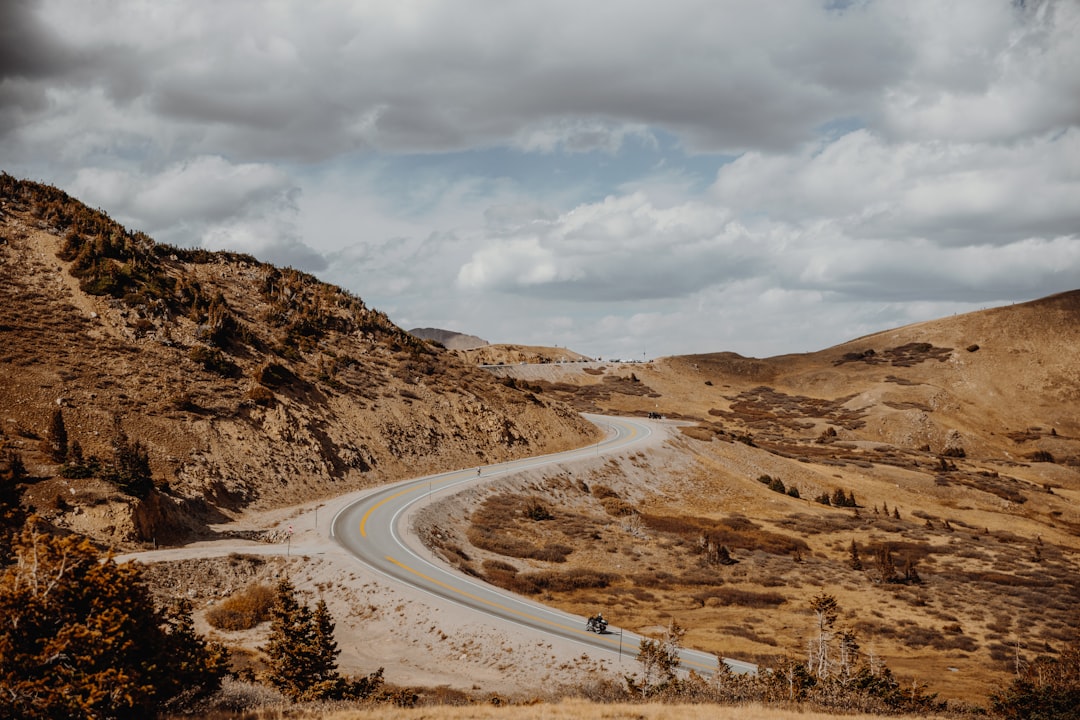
0 174 597 547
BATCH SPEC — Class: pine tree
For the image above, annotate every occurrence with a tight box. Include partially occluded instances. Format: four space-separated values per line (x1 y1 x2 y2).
264 578 318 700
849 539 863 571
310 599 340 686
156 600 230 711
42 408 68 462
0 449 28 564
263 579 382 702
873 544 897 583
0 523 226 719
106 419 153 498
831 488 848 507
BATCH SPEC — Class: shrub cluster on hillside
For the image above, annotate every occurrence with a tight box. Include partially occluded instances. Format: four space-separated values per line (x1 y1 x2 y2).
0 522 228 719
622 595 946 715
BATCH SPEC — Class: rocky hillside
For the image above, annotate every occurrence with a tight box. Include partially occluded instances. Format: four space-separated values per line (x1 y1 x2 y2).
0 174 598 547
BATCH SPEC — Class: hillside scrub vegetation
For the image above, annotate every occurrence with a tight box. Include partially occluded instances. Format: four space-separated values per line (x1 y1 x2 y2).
0 521 228 719
422 413 1080 706
3 172 1080 716
0 172 598 547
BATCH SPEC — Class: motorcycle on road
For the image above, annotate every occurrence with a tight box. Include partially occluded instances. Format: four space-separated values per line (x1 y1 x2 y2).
585 614 608 634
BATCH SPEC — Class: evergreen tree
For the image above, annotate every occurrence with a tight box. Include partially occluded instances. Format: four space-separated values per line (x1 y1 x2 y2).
263 579 382 702
59 439 96 480
0 523 226 719
156 600 230 712
311 599 340 685
66 439 84 467
42 408 68 462
105 419 153 498
849 540 863 571
0 449 27 564
264 578 318 700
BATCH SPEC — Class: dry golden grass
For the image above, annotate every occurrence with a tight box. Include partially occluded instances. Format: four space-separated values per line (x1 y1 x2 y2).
205 581 277 631
448 300 1080 705
245 700 948 720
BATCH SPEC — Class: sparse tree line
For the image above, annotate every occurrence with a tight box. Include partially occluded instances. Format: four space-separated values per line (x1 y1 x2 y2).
43 408 155 500
622 595 944 714
757 472 925 584
757 473 864 509
758 470 914 517
0 519 384 719
2 404 389 718
624 594 1080 719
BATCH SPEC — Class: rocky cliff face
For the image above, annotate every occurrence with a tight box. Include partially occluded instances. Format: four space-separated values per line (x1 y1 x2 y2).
0 174 598 546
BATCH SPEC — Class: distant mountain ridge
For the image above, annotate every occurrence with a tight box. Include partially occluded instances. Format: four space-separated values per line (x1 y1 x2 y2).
408 327 489 350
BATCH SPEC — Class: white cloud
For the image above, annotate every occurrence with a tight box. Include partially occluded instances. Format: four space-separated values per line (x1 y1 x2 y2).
457 193 752 301
2 0 1078 358
878 0 1080 142
71 156 293 227
712 128 1080 245
457 237 571 290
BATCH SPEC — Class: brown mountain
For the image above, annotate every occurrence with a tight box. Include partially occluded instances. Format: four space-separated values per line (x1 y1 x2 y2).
436 292 1080 702
4 172 1079 704
0 174 598 545
408 327 489 350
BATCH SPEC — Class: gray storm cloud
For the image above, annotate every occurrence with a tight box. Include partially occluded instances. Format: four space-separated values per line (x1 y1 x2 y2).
2 0 1078 357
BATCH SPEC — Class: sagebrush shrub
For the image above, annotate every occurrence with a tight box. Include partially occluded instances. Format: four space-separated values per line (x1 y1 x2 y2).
206 583 276 631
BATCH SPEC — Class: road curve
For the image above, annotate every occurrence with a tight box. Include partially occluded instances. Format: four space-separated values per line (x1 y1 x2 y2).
331 414 756 678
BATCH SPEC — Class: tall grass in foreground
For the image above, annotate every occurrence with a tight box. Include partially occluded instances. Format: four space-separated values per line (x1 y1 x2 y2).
193 699 950 720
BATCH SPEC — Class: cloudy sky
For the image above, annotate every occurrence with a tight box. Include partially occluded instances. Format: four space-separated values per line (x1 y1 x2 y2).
3 1 1078 359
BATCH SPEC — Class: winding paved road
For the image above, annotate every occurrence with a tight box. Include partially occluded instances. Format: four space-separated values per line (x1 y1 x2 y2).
331 413 756 677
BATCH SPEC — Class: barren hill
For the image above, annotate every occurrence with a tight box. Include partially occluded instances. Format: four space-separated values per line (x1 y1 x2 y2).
458 344 593 366
408 327 489 350
438 294 1080 702
0 174 598 546
4 173 1079 706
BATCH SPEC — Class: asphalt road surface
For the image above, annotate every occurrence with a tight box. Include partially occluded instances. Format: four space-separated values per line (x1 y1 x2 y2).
332 413 756 677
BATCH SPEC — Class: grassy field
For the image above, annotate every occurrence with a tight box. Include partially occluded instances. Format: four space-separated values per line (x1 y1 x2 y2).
207 700 950 720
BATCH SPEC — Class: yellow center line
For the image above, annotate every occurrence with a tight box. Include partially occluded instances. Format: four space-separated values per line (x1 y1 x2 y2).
354 420 729 670
359 472 463 537
360 486 418 538
385 556 620 644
